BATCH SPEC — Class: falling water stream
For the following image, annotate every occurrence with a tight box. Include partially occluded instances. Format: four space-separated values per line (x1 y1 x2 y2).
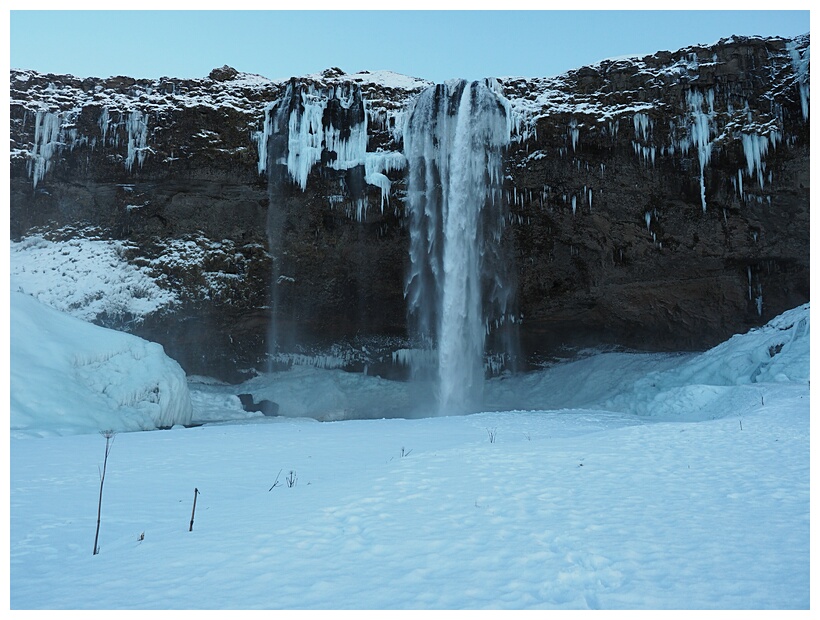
258 78 516 414
403 79 515 414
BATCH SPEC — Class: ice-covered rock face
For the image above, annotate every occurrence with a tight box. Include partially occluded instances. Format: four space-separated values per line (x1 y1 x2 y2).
255 79 410 221
403 79 515 414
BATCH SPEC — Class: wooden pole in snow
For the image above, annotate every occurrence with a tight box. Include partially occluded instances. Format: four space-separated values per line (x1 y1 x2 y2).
93 430 115 555
189 488 200 532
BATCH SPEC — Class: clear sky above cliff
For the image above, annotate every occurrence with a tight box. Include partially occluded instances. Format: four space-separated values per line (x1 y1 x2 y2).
8 8 812 83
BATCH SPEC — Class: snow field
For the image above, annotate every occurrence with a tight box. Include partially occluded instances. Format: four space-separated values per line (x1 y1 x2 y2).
10 381 808 609
8 286 810 608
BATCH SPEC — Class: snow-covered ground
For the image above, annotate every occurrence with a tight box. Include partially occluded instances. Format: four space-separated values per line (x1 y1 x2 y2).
9 290 810 609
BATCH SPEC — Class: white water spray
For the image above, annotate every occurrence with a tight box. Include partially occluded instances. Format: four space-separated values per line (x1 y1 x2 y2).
403 79 514 415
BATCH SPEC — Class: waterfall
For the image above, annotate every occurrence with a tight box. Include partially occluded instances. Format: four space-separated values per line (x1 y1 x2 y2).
403 79 515 415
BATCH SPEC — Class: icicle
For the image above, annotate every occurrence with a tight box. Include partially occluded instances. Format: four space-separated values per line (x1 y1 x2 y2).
786 40 810 121
755 284 763 316
747 266 753 300
28 109 63 188
255 101 276 175
741 133 772 189
687 88 715 212
364 150 407 212
568 119 579 151
99 107 110 146
125 110 149 171
633 112 652 141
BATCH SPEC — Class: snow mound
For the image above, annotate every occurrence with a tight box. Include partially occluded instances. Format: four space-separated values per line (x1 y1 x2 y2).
604 303 809 419
10 292 193 437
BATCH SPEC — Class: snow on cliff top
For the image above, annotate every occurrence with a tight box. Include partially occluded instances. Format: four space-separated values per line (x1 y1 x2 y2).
304 68 432 91
9 65 431 118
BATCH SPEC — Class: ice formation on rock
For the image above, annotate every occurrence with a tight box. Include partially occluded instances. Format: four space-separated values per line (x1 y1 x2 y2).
741 131 780 190
255 80 406 220
787 39 810 121
687 88 716 212
28 109 63 188
125 110 149 172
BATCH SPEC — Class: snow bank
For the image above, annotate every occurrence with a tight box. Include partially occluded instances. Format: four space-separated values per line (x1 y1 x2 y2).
10 292 193 437
604 304 809 419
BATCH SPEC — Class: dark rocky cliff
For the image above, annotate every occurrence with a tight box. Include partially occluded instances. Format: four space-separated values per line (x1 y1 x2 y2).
9 35 810 381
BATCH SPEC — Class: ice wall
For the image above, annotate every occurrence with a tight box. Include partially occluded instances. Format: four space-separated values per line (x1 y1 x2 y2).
403 79 514 415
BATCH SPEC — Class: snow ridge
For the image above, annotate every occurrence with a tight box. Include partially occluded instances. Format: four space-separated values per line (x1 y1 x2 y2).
10 292 193 436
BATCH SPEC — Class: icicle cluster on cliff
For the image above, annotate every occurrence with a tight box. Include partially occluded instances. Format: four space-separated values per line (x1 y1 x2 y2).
254 79 412 220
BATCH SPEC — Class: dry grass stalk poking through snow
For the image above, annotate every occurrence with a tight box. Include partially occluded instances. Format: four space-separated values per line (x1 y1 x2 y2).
93 430 115 555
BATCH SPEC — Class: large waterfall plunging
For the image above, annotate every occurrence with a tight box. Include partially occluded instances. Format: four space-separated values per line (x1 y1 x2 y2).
403 79 516 415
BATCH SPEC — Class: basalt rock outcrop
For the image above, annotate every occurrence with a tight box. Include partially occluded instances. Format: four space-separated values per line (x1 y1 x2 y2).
9 35 810 381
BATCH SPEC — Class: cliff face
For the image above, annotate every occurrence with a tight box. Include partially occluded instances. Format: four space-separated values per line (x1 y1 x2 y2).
9 35 810 381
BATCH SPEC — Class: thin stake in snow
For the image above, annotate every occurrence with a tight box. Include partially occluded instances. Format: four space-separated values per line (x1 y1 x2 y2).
189 488 200 532
269 469 283 491
93 430 115 556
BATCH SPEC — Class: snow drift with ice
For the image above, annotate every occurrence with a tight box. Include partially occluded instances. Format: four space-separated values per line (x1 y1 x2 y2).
220 303 809 425
602 303 809 420
10 291 193 437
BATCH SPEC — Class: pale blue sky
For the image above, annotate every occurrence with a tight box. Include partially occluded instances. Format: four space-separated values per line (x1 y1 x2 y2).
9 10 811 83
